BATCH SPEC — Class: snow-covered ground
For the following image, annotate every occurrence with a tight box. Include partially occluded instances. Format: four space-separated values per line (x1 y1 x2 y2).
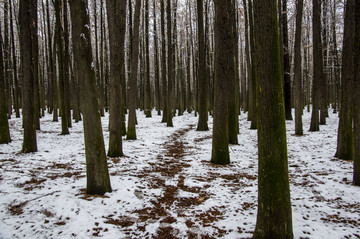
0 109 359 238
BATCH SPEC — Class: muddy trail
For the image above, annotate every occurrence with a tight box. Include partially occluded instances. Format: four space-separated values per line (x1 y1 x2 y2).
103 124 226 238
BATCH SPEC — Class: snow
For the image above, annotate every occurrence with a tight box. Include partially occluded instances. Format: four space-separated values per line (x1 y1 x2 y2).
0 109 359 238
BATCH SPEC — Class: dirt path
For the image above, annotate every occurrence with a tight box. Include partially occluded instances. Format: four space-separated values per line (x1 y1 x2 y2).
103 124 221 238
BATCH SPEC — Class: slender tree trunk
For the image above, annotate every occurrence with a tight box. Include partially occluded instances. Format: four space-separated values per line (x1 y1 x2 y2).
93 0 104 117
196 0 209 131
354 0 360 186
211 0 231 165
46 0 54 114
253 0 293 237
282 0 293 120
335 0 354 160
243 0 251 114
154 0 161 116
228 0 238 143
310 0 323 131
127 0 141 140
63 0 71 127
167 0 174 127
0 19 11 144
9 0 20 118
248 0 257 129
144 0 152 117
294 0 304 135
161 0 168 123
69 0 112 195
19 0 38 153
3 0 12 118
55 0 69 135
320 0 328 124
106 0 127 157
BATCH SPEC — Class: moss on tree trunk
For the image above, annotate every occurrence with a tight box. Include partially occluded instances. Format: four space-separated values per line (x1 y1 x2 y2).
253 0 293 237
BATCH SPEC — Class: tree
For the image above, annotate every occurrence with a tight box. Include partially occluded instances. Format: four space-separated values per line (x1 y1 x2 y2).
9 0 20 118
161 0 168 123
69 0 112 195
0 19 11 144
19 0 38 153
310 0 325 132
354 0 360 186
252 0 293 237
335 0 354 161
196 0 209 131
144 0 152 118
294 0 304 135
167 0 174 127
127 0 142 140
55 0 70 135
248 0 257 130
211 0 231 165
282 0 293 121
154 0 161 116
228 0 239 144
106 0 127 157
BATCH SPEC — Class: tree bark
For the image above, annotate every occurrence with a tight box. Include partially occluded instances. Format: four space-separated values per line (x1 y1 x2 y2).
55 0 70 135
167 0 174 127
19 0 38 153
248 0 257 129
211 0 231 165
9 0 20 118
145 0 152 117
106 0 127 157
282 0 293 120
294 0 304 135
310 0 324 132
161 0 168 123
196 0 209 131
354 0 360 186
335 0 354 160
127 0 142 140
154 0 161 116
0 19 11 144
228 0 238 144
69 0 111 195
253 0 293 237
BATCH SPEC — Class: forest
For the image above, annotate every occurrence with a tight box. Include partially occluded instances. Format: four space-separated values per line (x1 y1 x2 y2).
0 0 359 238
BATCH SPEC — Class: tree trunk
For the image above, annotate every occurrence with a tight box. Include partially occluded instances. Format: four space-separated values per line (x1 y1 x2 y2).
294 0 304 135
167 0 174 127
145 0 152 117
248 0 257 129
9 0 20 118
335 0 354 160
161 0 168 123
211 0 231 165
3 0 12 118
63 0 71 127
154 0 161 116
19 0 38 153
354 0 360 186
252 0 293 237
93 0 105 117
106 0 127 157
228 0 239 144
55 0 70 135
127 0 142 140
69 0 112 195
46 0 54 114
0 19 11 144
282 0 293 120
196 0 209 131
310 0 324 132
